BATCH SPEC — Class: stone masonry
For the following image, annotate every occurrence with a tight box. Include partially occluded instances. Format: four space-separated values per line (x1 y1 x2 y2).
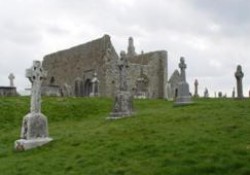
42 35 168 99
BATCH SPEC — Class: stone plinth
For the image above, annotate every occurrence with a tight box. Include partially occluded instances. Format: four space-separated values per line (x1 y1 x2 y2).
15 138 53 151
175 81 192 105
109 91 134 119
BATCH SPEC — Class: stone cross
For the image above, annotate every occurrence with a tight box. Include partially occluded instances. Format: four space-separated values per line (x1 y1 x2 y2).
235 65 244 98
8 73 15 87
179 57 187 82
26 60 47 113
118 51 129 91
194 79 199 97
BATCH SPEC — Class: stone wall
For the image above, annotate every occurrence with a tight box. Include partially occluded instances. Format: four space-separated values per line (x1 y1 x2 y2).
42 34 119 97
127 51 168 99
0 86 18 96
42 35 168 99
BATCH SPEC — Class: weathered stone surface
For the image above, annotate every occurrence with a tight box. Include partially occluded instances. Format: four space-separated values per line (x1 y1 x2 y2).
42 35 168 99
175 57 192 105
42 85 61 96
0 86 18 96
0 73 18 96
204 88 209 98
108 51 134 119
15 138 53 151
166 70 180 101
194 79 199 97
8 73 15 87
90 72 100 97
235 65 244 99
127 37 136 57
15 61 52 151
232 87 235 98
218 91 223 98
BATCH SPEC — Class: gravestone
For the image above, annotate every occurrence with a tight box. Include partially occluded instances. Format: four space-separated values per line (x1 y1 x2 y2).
109 51 134 119
8 73 15 87
15 61 52 151
235 65 244 99
204 88 209 98
194 79 199 97
90 72 100 97
175 57 192 105
232 87 235 98
218 91 223 98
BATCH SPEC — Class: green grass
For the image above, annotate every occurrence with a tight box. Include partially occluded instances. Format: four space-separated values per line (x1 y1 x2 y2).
1 97 250 175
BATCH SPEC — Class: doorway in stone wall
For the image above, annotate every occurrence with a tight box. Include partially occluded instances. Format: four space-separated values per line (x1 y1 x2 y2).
84 79 92 96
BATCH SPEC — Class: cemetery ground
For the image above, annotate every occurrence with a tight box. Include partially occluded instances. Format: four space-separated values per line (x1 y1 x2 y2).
0 97 250 175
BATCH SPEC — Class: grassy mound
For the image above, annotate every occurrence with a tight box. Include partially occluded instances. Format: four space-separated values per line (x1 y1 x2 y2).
0 97 250 175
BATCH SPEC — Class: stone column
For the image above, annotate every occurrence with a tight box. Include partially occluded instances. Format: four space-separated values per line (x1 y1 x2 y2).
235 65 244 99
175 57 192 105
14 60 52 151
8 73 15 87
194 79 199 97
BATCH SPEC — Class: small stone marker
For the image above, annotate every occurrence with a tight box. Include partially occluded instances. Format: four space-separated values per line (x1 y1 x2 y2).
218 91 223 98
235 65 244 99
232 87 235 98
14 61 52 151
194 79 199 97
8 73 15 87
175 57 192 105
108 51 134 119
204 88 209 98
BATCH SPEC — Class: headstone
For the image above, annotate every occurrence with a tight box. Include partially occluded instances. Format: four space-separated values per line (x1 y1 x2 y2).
232 87 235 98
90 72 100 97
109 51 134 119
194 79 199 97
204 88 209 98
175 57 192 105
218 91 223 98
8 73 15 87
235 65 244 99
14 61 52 151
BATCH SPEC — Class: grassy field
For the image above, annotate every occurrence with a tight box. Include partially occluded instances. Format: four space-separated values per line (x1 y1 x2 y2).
0 97 250 175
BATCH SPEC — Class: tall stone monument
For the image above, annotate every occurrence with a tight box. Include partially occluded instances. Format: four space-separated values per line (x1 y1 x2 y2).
127 37 136 57
8 73 15 87
235 65 244 99
109 51 134 119
194 79 199 97
15 61 52 151
175 57 192 105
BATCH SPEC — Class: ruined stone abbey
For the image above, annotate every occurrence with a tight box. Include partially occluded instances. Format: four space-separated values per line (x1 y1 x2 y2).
42 35 168 99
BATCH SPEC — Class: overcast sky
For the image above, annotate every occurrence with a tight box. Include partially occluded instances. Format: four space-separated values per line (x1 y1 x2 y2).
1 0 250 97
